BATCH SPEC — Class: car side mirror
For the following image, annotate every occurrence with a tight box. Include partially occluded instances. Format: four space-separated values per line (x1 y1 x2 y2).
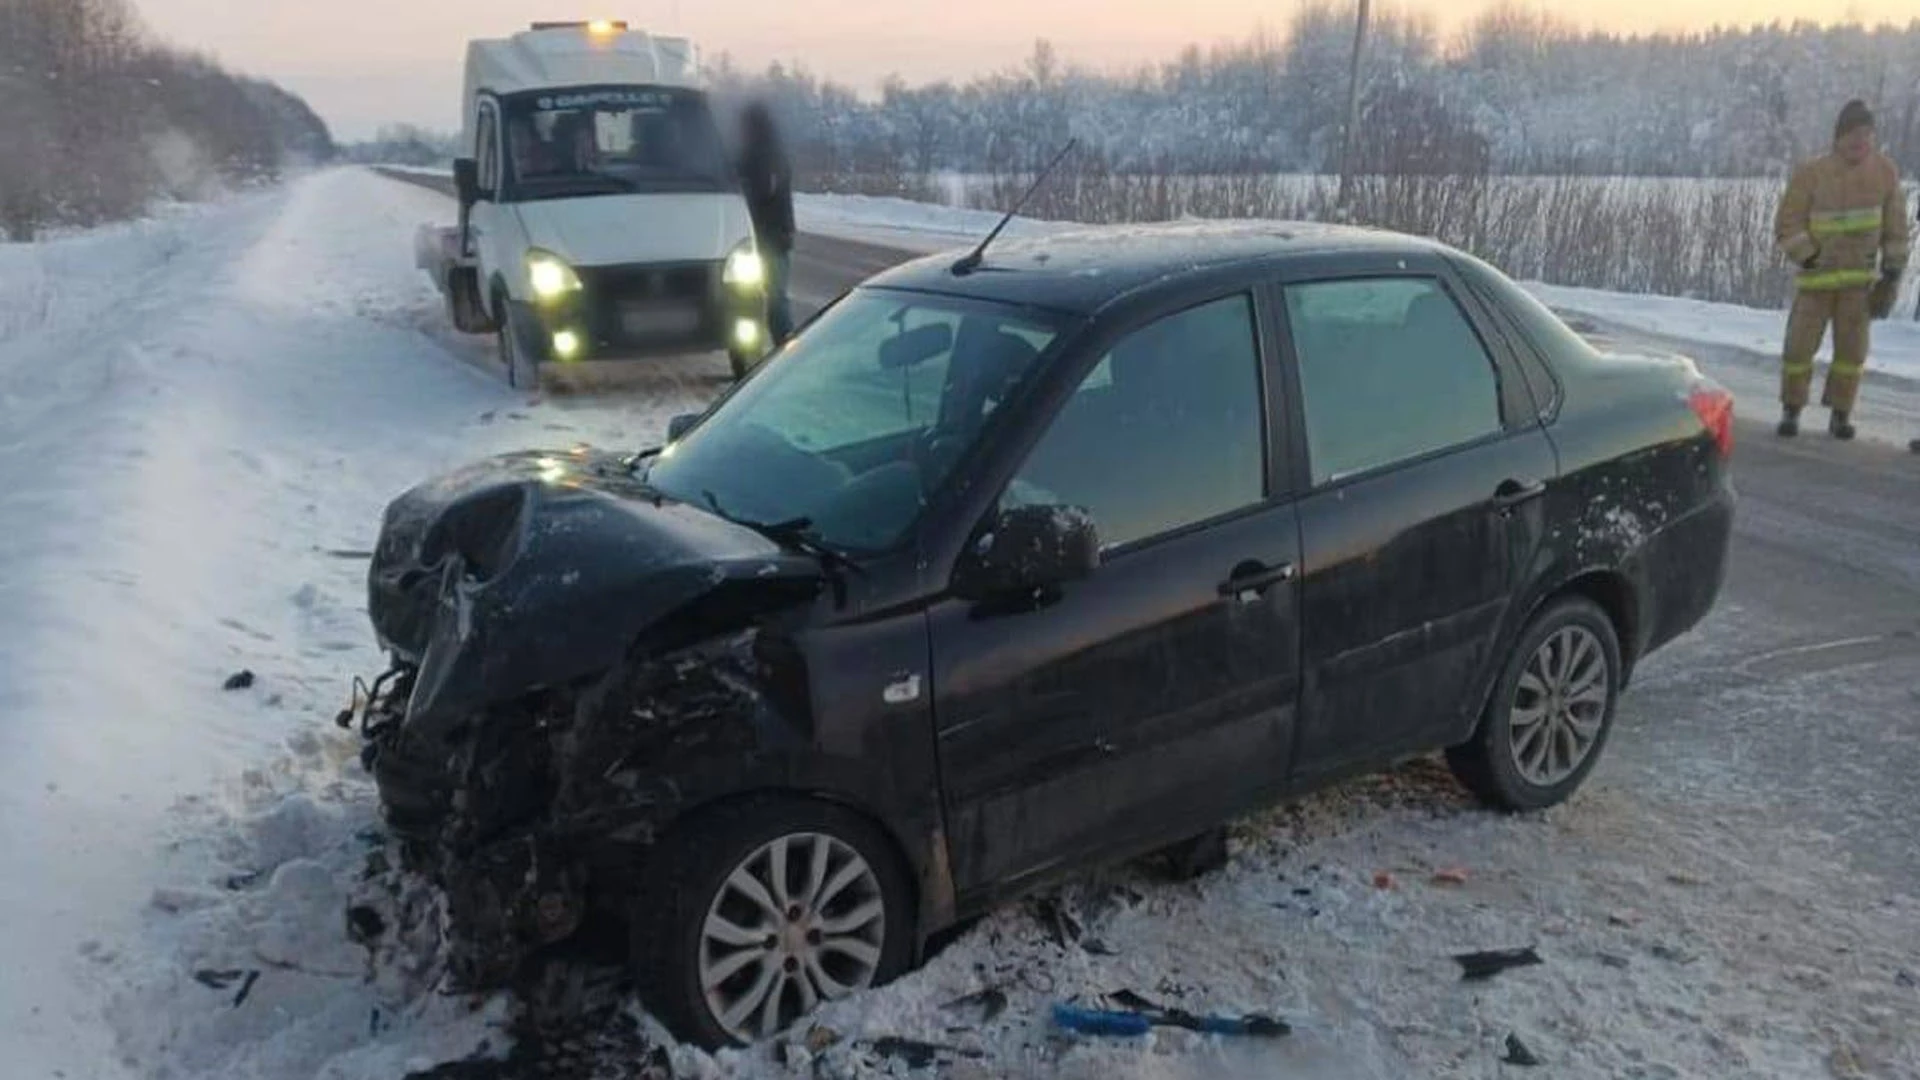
666 413 699 442
453 158 480 206
954 504 1100 603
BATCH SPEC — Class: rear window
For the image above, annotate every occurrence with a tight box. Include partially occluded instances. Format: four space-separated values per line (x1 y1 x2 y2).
1450 253 1587 410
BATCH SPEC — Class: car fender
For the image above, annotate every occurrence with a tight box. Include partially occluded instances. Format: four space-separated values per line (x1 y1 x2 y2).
543 633 953 935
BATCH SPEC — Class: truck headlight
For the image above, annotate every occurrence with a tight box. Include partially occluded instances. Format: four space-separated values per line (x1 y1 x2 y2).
527 250 582 301
723 245 765 289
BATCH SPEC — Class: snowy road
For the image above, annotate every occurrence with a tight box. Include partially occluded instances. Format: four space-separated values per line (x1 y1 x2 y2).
2 169 1917 1079
0 169 713 1079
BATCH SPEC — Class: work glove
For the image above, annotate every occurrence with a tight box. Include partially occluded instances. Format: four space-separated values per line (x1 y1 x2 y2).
1869 270 1901 320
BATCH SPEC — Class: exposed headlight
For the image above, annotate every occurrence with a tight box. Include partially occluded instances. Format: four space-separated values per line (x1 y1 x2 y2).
551 329 583 360
723 245 765 288
527 250 582 301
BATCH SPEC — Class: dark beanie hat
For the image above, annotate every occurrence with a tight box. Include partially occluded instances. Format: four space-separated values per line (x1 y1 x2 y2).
1836 99 1875 138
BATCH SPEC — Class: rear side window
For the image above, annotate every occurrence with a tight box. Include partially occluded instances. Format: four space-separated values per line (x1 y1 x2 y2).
1285 278 1502 485
1006 294 1265 550
1450 252 1588 414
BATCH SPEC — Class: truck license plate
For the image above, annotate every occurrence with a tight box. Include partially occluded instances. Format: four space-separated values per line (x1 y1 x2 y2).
620 303 700 337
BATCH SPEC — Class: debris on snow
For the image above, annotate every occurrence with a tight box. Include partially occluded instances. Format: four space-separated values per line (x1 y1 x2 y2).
1649 942 1700 966
865 1035 983 1067
346 903 386 945
151 885 226 913
1454 946 1544 981
943 987 1009 1024
224 669 257 691
1054 1003 1151 1037
193 968 249 990
1431 867 1469 886
1503 1032 1544 1067
231 969 262 1008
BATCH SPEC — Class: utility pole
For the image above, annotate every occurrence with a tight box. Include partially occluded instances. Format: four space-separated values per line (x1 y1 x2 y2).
1336 0 1372 216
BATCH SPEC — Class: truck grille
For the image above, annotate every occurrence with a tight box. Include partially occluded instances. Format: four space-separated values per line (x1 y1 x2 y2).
577 261 723 352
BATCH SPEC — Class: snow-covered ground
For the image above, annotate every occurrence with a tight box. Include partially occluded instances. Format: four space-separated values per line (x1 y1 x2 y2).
0 168 703 1080
4 168 1918 1080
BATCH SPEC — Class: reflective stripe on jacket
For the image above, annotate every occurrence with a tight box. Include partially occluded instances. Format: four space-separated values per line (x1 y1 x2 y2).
1774 150 1909 292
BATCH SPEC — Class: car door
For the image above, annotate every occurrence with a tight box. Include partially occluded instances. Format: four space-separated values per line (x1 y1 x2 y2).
1278 270 1557 783
928 292 1304 901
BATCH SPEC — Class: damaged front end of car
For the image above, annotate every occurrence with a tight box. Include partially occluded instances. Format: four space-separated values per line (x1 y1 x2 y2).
339 447 825 988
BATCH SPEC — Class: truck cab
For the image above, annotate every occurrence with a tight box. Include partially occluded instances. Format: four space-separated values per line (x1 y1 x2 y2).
420 22 768 386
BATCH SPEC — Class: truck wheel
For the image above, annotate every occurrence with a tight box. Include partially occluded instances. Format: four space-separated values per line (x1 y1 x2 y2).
1446 596 1621 812
449 271 493 334
728 346 757 381
630 796 914 1048
498 303 538 391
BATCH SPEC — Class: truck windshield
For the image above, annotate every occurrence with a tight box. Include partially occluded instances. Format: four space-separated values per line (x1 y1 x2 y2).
501 86 729 199
645 289 1069 554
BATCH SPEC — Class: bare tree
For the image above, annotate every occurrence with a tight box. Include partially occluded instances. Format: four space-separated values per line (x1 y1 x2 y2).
0 0 331 239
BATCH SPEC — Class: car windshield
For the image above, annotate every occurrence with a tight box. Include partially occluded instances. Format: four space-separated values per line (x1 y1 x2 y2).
502 85 728 198
646 289 1067 553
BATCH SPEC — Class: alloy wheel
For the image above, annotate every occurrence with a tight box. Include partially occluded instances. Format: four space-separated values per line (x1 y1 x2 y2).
697 832 886 1042
1507 625 1610 787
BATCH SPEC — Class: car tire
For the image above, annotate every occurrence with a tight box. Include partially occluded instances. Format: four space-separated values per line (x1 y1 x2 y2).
498 300 538 391
1446 596 1622 812
629 796 915 1048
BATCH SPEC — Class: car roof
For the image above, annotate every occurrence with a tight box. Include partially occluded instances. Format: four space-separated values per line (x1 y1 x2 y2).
863 220 1452 315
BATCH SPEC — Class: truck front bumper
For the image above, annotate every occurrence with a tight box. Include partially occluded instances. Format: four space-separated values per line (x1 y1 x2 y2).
513 258 767 365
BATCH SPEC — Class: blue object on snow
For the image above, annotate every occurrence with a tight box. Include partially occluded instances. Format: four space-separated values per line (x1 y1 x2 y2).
1052 1003 1152 1036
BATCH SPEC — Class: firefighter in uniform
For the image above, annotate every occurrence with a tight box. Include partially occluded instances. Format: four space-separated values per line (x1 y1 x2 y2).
1773 99 1909 440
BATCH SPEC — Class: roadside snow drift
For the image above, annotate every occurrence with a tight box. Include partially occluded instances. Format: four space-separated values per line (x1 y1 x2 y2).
0 167 707 1079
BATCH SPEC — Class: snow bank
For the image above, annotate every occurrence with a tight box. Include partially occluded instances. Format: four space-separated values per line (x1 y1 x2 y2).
1530 281 1920 385
796 193 1068 254
0 166 706 1079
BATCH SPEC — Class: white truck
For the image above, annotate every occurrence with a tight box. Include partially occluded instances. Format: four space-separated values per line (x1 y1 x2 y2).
416 21 768 386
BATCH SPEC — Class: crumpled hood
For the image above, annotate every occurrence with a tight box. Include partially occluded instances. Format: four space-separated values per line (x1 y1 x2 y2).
515 193 753 267
368 447 823 730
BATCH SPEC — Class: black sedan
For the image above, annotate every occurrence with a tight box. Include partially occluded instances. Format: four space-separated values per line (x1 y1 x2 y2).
347 221 1735 1047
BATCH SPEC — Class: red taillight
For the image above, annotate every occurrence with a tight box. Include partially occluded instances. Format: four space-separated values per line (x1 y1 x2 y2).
1688 386 1734 459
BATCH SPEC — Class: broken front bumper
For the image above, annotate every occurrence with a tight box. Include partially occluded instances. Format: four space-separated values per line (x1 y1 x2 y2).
342 665 587 987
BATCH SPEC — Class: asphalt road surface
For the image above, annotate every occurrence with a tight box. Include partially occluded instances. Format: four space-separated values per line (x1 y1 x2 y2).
793 234 1920 901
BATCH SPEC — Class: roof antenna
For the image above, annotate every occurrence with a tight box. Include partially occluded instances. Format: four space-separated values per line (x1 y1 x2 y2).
951 138 1077 276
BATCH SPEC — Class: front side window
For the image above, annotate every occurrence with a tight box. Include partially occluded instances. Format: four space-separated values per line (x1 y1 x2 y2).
647 290 1064 552
1004 294 1266 550
475 106 500 195
501 85 729 199
1285 278 1502 485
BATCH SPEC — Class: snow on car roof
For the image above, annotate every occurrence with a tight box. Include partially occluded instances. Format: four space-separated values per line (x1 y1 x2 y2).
867 218 1445 315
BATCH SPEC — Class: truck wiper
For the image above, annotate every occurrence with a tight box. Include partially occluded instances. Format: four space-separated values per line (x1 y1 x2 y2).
701 490 864 577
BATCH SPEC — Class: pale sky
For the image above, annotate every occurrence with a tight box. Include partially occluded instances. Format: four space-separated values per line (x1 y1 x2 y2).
136 0 1914 139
